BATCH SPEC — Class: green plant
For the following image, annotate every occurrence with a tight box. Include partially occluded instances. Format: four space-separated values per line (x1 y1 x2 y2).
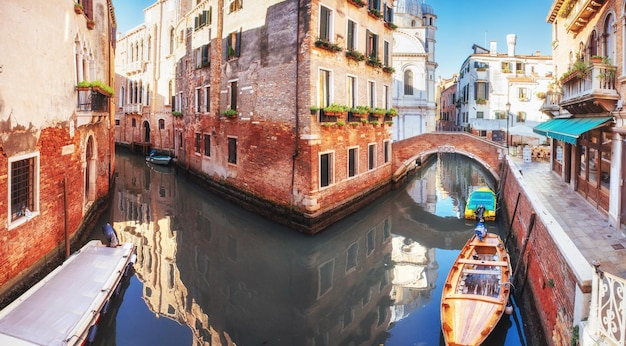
382 66 395 74
223 108 238 117
310 106 321 112
385 120 393 125
385 22 398 30
536 91 546 99
349 121 360 127
172 111 183 117
370 120 380 126
386 108 398 116
74 2 83 9
77 80 114 95
336 120 345 126
571 325 579 346
368 8 382 19
546 278 555 288
315 37 342 52
372 107 387 115
350 105 370 115
366 55 383 68
320 122 334 127
228 46 236 58
476 98 487 105
323 103 349 113
345 49 366 62
360 119 368 124
348 0 366 7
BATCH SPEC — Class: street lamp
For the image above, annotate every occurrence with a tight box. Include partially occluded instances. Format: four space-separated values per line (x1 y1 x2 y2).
505 102 511 154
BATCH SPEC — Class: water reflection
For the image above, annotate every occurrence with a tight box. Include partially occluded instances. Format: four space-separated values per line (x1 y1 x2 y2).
95 151 523 345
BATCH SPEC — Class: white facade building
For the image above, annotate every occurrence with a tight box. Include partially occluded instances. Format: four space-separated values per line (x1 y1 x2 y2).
391 0 437 141
456 34 553 146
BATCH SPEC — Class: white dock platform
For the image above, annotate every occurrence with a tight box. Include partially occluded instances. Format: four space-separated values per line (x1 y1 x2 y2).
0 240 135 345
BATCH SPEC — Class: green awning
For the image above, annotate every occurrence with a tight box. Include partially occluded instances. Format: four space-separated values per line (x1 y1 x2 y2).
532 117 613 144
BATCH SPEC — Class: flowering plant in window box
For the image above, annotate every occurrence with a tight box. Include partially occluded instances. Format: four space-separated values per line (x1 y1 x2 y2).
384 120 394 126
320 122 335 128
336 120 346 127
77 80 114 96
368 8 383 19
323 103 349 116
172 111 183 118
476 98 487 105
350 105 371 116
349 121 361 128
370 120 381 126
223 108 238 118
384 22 398 30
371 107 387 116
74 3 83 14
382 66 395 74
314 37 342 53
365 56 383 68
386 108 398 117
310 106 321 115
347 0 366 8
345 49 366 62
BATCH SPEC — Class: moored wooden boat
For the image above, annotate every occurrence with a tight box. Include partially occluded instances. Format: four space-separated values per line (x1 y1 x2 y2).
146 149 172 165
441 232 511 346
464 187 497 221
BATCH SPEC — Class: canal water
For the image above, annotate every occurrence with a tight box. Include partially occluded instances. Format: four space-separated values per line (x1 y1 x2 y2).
90 150 528 345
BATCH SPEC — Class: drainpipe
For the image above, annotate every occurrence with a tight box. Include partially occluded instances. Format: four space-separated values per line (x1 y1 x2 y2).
290 0 302 204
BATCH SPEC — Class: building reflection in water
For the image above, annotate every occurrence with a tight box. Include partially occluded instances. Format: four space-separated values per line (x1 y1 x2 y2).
107 151 499 345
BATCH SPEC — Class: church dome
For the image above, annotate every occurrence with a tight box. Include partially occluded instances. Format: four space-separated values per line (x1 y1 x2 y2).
395 0 423 17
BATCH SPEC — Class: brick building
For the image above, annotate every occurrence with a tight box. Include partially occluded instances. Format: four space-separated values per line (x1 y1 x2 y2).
162 0 396 233
544 0 626 229
436 75 459 131
0 0 116 296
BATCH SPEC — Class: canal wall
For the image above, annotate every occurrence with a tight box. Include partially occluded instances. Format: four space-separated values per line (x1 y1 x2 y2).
500 157 593 346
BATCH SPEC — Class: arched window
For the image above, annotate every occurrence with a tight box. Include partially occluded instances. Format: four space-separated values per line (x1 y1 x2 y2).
589 30 598 57
404 70 413 95
603 13 615 62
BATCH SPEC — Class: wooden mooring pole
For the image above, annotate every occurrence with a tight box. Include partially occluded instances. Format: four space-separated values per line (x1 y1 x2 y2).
505 192 521 248
512 211 536 283
64 177 70 259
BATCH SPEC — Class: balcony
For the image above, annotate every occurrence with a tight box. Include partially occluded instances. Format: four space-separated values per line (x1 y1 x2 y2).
563 0 606 35
124 60 146 74
560 63 618 114
123 103 143 114
540 91 561 117
77 88 109 112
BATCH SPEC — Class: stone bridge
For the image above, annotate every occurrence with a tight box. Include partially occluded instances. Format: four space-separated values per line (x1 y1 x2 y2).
391 132 507 183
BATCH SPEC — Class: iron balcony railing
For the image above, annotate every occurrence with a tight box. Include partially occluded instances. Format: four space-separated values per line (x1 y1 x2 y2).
77 88 109 112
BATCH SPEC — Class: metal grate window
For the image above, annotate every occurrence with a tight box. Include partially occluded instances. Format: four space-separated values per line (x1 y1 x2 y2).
11 158 34 221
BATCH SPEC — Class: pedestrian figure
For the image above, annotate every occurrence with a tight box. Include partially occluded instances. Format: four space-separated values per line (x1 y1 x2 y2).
102 223 119 247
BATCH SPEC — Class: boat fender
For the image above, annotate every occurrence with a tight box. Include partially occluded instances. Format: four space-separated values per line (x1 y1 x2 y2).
505 304 514 315
101 300 111 315
86 324 98 343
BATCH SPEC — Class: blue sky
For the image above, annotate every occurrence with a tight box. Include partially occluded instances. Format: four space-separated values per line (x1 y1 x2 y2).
111 0 554 79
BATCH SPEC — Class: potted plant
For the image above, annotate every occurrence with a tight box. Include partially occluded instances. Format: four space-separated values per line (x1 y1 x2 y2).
368 8 383 19
591 55 603 64
314 37 342 53
74 3 83 14
223 108 238 118
345 49 366 62
371 107 387 116
386 108 398 117
384 120 394 126
370 120 380 126
320 122 335 128
347 0 366 8
382 66 395 74
349 121 360 128
310 106 321 115
336 120 346 127
172 111 183 118
476 98 487 105
86 19 95 29
535 91 546 100
350 105 370 116
366 55 383 68
323 103 349 116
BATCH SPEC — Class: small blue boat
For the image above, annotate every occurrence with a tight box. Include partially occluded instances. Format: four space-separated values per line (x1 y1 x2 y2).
146 150 172 166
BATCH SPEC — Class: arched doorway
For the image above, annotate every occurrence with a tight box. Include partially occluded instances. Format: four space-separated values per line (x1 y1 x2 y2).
85 136 96 203
143 121 151 143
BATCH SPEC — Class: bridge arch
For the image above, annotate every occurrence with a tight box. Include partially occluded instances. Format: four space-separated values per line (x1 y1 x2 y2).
392 132 506 184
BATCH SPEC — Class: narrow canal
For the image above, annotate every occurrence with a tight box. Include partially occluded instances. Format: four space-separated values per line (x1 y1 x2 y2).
89 150 529 345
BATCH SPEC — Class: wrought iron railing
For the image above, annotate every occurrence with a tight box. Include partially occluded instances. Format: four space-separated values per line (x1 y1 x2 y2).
77 89 109 112
587 268 626 345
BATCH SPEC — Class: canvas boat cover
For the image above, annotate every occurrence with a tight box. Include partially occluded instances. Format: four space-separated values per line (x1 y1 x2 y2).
0 241 134 345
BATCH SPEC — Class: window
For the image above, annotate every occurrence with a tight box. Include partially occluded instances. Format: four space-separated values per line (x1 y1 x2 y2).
195 88 201 112
132 118 137 127
195 133 201 153
346 242 358 272
518 87 529 101
383 40 390 67
383 4 393 23
475 81 489 101
347 76 356 108
318 260 334 297
204 86 210 112
501 62 511 72
366 229 375 255
229 81 238 110
158 119 165 129
319 69 331 107
516 111 526 123
228 0 242 13
384 140 390 163
368 81 375 108
227 30 241 58
319 6 332 41
115 119 120 126
384 85 389 109
515 62 524 73
169 28 175 55
404 70 413 95
368 0 380 11
368 144 376 170
495 111 506 119
178 92 183 112
347 19 357 51
203 134 211 156
476 111 484 119
228 137 237 164
320 152 333 188
348 147 358 177
9 153 39 225
366 30 378 58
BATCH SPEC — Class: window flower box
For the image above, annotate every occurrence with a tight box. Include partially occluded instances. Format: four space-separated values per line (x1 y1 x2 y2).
323 103 349 117
347 0 366 8
368 9 383 19
74 3 83 14
86 19 95 30
382 66 395 74
384 22 398 30
365 56 383 69
345 49 366 62
77 80 114 97
223 108 238 118
314 37 342 53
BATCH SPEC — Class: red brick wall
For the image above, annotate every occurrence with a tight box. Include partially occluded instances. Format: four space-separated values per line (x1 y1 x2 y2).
500 160 581 345
0 124 112 297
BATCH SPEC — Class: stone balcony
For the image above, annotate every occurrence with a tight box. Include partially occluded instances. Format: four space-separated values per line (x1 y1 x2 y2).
123 103 143 114
559 63 619 114
539 91 561 117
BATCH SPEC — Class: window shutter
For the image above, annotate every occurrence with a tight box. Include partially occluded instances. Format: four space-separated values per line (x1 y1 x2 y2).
485 83 489 100
236 29 241 56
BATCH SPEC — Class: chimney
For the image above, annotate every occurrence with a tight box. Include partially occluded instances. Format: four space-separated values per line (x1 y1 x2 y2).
490 41 497 56
507 34 516 57
535 50 541 56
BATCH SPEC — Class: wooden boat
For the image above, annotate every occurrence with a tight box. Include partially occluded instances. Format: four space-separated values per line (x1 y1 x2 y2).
146 149 172 165
464 187 497 221
0 240 136 345
441 232 512 346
